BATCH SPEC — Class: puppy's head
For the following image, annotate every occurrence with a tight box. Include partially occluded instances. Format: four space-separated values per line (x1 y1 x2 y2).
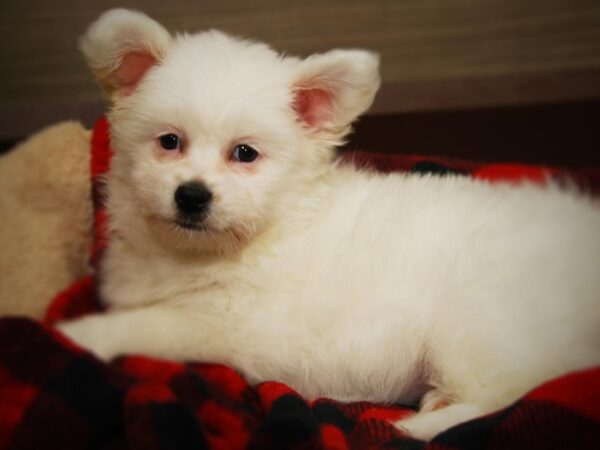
82 9 380 254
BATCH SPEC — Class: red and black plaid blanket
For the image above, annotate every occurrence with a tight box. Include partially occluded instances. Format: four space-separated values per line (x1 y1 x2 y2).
1 118 599 449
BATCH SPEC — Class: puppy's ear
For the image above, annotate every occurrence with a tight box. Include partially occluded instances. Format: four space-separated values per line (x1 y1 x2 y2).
80 9 172 99
292 50 380 140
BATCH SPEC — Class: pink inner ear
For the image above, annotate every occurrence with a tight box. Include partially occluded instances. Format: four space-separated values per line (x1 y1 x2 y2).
113 52 157 96
293 87 334 129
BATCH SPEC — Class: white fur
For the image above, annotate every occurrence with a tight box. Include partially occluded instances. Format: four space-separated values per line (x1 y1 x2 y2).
79 9 171 67
59 9 600 441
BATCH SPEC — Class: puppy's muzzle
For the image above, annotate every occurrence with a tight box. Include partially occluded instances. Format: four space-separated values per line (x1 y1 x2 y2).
175 182 212 218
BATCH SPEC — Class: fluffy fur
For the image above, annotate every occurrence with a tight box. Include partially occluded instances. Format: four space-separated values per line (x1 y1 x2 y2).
59 9 600 440
0 122 92 318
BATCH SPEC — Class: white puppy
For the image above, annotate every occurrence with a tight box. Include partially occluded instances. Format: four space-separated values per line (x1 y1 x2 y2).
59 9 600 440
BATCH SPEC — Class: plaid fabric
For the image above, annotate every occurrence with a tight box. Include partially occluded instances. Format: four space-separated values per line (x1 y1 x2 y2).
1 117 599 449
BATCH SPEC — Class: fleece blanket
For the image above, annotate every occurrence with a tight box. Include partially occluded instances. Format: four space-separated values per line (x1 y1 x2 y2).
1 117 599 449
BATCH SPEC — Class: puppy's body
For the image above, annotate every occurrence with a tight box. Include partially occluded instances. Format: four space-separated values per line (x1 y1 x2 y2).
60 9 600 440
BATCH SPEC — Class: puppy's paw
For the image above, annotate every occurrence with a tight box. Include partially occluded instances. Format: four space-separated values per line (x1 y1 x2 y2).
395 412 447 441
56 316 115 360
394 402 484 441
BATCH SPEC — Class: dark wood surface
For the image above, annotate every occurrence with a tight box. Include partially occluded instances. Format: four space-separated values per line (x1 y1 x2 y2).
346 100 600 167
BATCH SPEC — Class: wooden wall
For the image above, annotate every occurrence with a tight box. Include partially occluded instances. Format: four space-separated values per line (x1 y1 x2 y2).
1 0 599 162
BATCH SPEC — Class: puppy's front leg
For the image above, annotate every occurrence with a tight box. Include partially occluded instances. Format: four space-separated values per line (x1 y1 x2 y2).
57 307 223 362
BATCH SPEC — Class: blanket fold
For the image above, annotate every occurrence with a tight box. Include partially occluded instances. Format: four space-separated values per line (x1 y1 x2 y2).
1 317 599 449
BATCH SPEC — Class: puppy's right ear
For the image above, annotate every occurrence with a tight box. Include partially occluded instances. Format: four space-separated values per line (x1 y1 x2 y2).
80 9 172 99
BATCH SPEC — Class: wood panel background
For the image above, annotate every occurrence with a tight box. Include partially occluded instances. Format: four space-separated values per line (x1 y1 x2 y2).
1 0 600 148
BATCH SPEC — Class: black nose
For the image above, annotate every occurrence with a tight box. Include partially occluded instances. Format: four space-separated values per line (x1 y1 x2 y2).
174 182 213 215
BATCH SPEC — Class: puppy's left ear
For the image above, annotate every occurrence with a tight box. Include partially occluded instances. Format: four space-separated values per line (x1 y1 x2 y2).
292 50 380 140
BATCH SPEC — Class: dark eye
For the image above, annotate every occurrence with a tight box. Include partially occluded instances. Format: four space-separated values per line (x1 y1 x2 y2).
232 144 259 163
159 134 181 150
